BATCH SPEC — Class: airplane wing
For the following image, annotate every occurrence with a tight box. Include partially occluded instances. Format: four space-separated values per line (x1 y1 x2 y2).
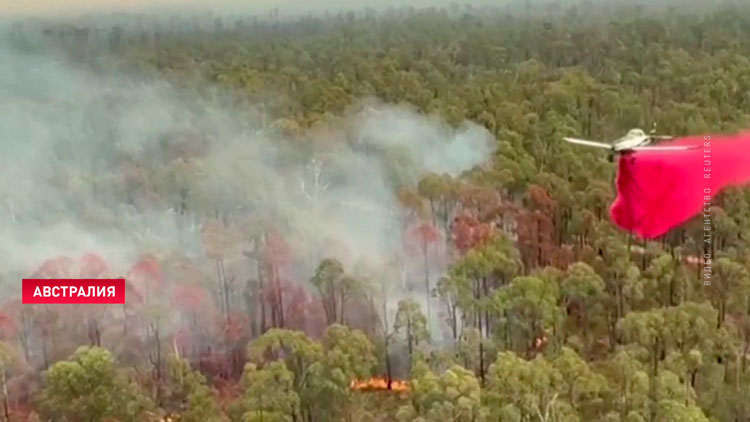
563 137 613 149
629 145 699 151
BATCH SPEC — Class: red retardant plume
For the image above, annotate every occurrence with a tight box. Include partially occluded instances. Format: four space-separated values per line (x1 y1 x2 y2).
610 131 750 238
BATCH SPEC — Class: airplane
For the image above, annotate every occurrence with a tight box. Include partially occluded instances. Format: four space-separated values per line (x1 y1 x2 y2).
563 126 698 160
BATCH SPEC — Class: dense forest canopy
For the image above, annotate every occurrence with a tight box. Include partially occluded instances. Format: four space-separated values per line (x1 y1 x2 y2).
2 1 750 421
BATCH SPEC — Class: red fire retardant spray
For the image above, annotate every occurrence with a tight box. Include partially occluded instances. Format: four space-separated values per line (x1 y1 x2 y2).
610 131 750 239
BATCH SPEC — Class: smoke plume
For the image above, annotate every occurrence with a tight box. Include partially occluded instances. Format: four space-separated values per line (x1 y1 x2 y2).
0 34 496 308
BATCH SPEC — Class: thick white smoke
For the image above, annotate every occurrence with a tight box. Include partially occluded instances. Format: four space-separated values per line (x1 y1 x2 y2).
0 30 496 339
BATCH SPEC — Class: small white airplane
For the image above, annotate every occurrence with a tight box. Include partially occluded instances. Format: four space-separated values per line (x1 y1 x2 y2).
563 128 697 156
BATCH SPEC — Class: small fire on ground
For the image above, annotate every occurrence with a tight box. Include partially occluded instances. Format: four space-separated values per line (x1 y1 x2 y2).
350 377 410 393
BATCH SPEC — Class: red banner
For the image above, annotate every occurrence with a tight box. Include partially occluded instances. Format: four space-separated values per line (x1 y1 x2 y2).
22 279 126 304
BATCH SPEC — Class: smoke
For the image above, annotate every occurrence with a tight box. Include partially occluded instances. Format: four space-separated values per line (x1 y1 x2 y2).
0 0 499 18
355 105 495 178
0 33 496 307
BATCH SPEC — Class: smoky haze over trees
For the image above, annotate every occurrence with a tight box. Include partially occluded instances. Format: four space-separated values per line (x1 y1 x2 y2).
0 0 625 18
1 1 750 421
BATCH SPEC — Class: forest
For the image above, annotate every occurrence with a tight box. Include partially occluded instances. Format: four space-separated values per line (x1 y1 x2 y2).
2 1 750 421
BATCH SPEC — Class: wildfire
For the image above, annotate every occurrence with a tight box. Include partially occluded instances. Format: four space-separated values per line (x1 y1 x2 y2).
350 377 410 393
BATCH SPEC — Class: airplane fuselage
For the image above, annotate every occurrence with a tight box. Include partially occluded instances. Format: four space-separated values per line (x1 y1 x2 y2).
612 129 650 151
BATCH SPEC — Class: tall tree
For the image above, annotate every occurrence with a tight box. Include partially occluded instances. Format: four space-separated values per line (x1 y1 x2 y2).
37 347 154 422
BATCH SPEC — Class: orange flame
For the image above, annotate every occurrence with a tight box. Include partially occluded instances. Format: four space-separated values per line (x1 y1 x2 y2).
350 377 409 393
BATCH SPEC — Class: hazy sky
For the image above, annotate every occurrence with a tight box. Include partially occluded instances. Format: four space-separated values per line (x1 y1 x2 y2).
1 0 498 17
